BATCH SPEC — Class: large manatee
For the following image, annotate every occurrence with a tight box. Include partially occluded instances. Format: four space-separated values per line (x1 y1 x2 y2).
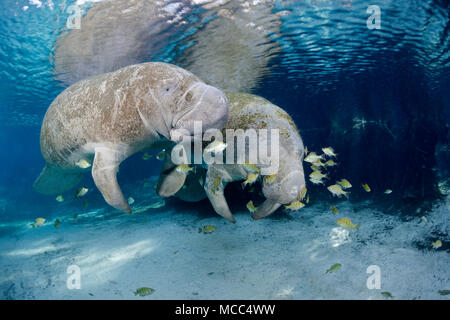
53 0 281 92
157 92 306 222
34 62 229 213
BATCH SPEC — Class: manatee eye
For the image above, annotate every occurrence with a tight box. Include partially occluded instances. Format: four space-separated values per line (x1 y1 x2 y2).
185 92 193 102
166 88 170 92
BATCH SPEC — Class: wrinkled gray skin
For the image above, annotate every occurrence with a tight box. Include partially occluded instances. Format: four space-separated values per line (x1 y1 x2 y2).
157 93 305 222
54 0 281 92
34 62 229 213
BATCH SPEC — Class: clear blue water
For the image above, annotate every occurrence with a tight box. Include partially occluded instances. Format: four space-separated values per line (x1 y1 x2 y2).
0 0 449 299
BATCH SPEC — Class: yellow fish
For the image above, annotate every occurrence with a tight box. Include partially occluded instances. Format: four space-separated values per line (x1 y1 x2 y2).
156 150 165 161
134 287 155 297
331 206 338 215
127 197 135 205
310 164 321 171
212 177 221 193
54 219 60 228
306 195 310 204
312 159 326 167
304 152 324 163
204 140 227 154
304 146 308 156
175 164 194 174
74 159 91 169
246 200 257 213
199 176 204 186
310 171 327 180
381 292 394 299
142 153 152 160
327 184 349 198
336 217 359 229
361 183 371 192
284 201 305 211
322 147 337 158
198 225 216 234
75 187 88 198
432 240 442 249
32 217 46 228
56 195 64 202
337 179 352 189
309 177 325 185
243 162 259 173
242 172 259 189
263 174 276 184
325 160 337 167
384 189 392 194
325 263 341 274
298 186 307 201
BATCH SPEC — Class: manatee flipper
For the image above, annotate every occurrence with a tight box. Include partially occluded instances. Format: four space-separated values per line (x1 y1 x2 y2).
92 147 131 213
156 149 188 197
252 199 281 220
204 171 235 223
157 161 187 198
33 165 83 195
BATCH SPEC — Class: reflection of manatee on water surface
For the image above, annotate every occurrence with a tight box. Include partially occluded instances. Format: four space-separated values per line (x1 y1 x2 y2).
53 0 281 92
34 62 229 213
54 0 178 85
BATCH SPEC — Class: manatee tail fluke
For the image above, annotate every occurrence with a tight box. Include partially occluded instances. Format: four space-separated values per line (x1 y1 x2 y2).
92 147 131 214
252 199 282 220
33 164 83 195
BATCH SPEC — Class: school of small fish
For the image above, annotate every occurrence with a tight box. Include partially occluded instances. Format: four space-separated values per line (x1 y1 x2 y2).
301 145 399 235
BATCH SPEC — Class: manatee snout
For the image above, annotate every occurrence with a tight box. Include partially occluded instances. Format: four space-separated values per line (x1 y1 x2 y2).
171 83 229 139
265 169 306 204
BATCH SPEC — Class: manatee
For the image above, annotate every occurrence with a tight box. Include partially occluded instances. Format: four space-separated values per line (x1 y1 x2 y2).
156 92 305 222
53 0 281 92
34 62 229 213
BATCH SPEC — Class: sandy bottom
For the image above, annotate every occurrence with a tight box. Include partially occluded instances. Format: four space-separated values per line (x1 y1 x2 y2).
1 178 449 300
